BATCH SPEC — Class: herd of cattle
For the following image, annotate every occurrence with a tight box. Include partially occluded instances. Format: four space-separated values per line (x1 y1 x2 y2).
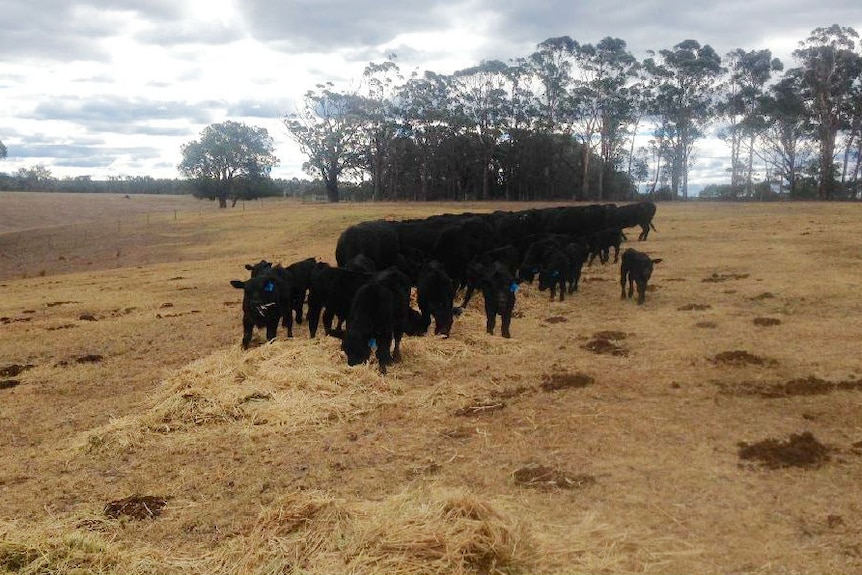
230 202 661 373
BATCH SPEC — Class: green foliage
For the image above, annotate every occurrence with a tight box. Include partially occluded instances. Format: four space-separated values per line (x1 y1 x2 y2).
179 121 278 207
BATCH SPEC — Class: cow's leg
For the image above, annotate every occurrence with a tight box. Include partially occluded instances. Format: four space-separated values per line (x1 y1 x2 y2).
500 310 512 338
601 247 609 264
392 330 403 361
558 277 566 301
620 269 628 300
636 279 647 305
307 300 322 338
484 299 496 335
376 334 393 373
628 277 635 299
265 320 278 343
241 319 254 349
639 224 648 241
570 266 582 293
284 310 293 338
612 245 619 263
322 308 336 336
461 283 475 308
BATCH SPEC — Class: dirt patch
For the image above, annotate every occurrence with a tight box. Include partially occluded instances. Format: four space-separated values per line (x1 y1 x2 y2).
719 376 862 398
490 385 533 400
594 330 626 341
752 292 776 300
545 316 567 324
753 317 781 327
695 321 718 329
583 337 628 357
0 380 21 390
583 277 609 282
513 464 596 490
454 402 505 417
77 354 104 364
703 273 750 283
678 303 711 311
711 350 776 367
79 313 99 321
738 432 830 469
540 372 594 392
104 495 169 520
0 364 34 378
46 301 79 307
46 324 78 331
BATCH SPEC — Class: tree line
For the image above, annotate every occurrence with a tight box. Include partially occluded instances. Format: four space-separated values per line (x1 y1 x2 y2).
281 25 862 202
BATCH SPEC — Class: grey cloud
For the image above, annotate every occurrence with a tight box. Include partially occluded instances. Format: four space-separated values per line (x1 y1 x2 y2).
135 21 245 47
26 96 218 133
482 0 862 62
238 0 458 52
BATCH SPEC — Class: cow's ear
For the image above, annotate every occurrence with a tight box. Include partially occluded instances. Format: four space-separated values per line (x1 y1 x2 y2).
652 258 663 264
230 280 246 289
245 264 254 271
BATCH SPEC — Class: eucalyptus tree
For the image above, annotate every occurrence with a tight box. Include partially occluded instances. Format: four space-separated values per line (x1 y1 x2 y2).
450 59 515 199
526 36 578 132
717 49 783 197
284 83 364 203
793 25 862 199
758 70 818 196
356 61 403 200
570 37 640 200
395 70 456 200
643 40 724 199
178 121 278 208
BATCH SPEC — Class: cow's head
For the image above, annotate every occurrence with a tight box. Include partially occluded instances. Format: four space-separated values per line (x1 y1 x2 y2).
244 259 273 277
342 331 373 366
537 267 561 292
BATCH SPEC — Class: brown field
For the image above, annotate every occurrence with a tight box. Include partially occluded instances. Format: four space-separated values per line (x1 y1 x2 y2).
1 193 861 574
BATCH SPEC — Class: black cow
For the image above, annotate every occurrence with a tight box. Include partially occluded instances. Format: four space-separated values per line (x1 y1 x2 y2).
335 220 400 270
518 235 570 283
461 245 519 309
230 270 293 349
282 257 316 324
620 248 662 305
341 268 411 374
478 260 518 338
537 248 572 301
415 260 456 337
306 263 372 338
587 228 627 265
564 241 590 293
610 201 657 241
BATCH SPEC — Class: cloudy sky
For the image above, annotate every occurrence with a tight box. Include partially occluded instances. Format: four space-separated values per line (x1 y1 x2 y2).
1 0 860 190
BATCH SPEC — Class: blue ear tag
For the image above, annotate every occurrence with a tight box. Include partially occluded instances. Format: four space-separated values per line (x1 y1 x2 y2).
532 267 538 274
552 271 559 278
368 338 377 349
509 282 519 293
264 281 275 293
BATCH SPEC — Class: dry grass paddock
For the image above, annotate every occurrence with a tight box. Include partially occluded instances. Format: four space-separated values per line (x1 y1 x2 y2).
1 193 861 574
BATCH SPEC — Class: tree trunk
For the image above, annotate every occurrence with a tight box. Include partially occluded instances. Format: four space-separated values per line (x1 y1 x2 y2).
218 193 228 209
325 176 340 203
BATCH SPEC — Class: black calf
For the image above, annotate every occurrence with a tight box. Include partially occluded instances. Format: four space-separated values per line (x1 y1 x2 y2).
620 248 662 305
479 261 517 338
230 270 293 349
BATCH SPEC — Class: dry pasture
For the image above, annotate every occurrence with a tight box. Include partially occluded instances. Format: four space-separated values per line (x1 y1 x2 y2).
1 194 862 574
